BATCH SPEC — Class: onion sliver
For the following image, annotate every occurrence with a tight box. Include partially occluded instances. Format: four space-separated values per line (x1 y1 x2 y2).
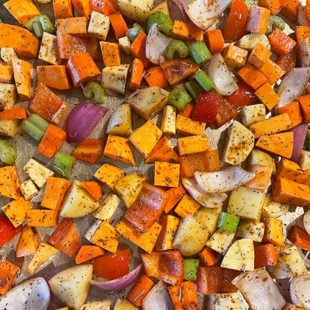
291 124 308 162
90 264 142 291
206 53 238 96
66 101 108 143
277 67 310 108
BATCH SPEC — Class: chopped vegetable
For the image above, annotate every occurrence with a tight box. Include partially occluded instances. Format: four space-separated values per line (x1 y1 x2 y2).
146 11 172 36
164 39 188 60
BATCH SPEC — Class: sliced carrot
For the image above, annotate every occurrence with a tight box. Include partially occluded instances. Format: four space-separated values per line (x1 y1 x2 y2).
144 66 168 88
37 65 71 90
177 103 193 118
263 217 285 246
276 158 302 181
128 58 144 90
145 135 179 164
258 0 280 14
66 52 101 87
0 23 39 58
0 63 13 83
205 29 224 54
171 20 204 41
237 63 268 90
254 82 279 111
75 245 104 264
37 124 67 158
295 25 310 44
16 226 39 258
278 101 302 128
53 0 73 19
100 41 121 67
179 149 220 178
254 243 278 268
199 246 217 266
72 138 104 164
131 31 149 68
249 113 292 138
127 274 155 307
81 180 103 201
268 27 297 56
71 0 91 18
223 0 249 42
0 259 19 295
90 0 118 15
296 94 310 122
164 186 186 214
256 132 294 158
272 177 310 206
109 12 128 39
168 281 200 309
56 18 101 60
288 225 310 250
0 106 26 120
259 58 286 85
279 0 299 22
41 177 70 210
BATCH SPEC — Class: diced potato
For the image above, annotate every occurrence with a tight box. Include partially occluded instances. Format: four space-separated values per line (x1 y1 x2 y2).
172 207 221 256
262 197 289 218
114 298 138 310
237 33 271 50
117 0 155 22
80 300 110 310
247 148 276 175
38 32 60 65
161 105 176 135
206 228 235 255
88 11 110 40
20 179 38 200
227 186 266 221
48 264 93 310
0 83 17 110
23 158 54 188
27 242 59 275
221 238 254 271
236 219 265 242
232 269 286 310
127 86 169 119
106 103 132 136
1 47 18 64
93 194 121 221
102 64 130 94
94 163 124 190
0 119 19 137
241 104 266 127
60 180 99 218
222 120 255 165
299 150 310 170
207 291 249 310
118 36 131 55
114 172 146 208
268 244 308 279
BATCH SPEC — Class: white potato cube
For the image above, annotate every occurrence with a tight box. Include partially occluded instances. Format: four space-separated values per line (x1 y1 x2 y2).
207 291 249 310
227 186 266 221
161 105 176 135
23 158 54 188
236 219 265 242
222 120 255 165
299 150 310 170
38 32 61 65
93 193 121 221
0 83 17 110
20 179 39 200
237 33 271 50
80 300 111 310
241 104 266 127
102 64 130 94
206 228 235 255
117 0 155 22
0 47 18 64
88 11 110 40
118 36 131 55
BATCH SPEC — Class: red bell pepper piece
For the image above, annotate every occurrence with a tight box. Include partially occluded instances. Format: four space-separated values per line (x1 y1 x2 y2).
0 215 21 246
225 82 257 108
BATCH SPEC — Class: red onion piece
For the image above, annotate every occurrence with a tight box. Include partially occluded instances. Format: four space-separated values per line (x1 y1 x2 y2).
66 101 108 143
90 264 142 291
291 124 308 162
